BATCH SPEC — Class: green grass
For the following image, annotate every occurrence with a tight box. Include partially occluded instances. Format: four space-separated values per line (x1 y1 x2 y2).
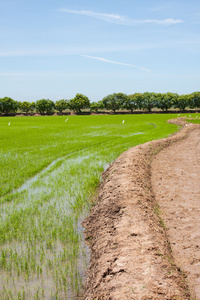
0 113 197 299
185 115 200 124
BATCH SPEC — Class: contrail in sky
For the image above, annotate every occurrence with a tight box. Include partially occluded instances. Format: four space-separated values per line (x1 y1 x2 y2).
81 55 151 72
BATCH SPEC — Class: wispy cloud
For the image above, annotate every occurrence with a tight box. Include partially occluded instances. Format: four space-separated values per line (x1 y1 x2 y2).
81 54 151 72
134 18 183 25
60 8 183 25
60 9 127 24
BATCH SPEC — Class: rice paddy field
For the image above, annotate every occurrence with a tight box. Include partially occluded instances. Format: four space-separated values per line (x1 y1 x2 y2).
0 113 198 299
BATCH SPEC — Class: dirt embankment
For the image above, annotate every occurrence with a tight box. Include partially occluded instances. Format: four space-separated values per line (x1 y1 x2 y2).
82 118 200 299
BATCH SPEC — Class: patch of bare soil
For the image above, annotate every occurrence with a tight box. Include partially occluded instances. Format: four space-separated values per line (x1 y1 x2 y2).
82 118 200 300
151 123 200 300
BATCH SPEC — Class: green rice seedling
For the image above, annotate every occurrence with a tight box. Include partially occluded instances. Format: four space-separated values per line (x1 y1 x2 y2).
0 113 190 298
185 114 200 124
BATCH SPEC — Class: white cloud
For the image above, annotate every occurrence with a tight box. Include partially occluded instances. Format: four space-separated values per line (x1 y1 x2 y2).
60 8 183 25
81 54 151 72
60 9 127 24
138 18 183 25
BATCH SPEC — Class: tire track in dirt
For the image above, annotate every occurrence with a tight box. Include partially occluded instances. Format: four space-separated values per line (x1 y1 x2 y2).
82 118 199 299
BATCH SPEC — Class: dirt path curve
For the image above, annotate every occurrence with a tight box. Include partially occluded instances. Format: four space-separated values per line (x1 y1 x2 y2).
151 124 200 299
82 119 200 300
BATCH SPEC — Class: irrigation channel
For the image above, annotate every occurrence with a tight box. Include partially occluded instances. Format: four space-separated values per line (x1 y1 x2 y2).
0 114 191 299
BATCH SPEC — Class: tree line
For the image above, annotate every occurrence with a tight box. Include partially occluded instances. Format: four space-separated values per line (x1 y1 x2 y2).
0 92 200 115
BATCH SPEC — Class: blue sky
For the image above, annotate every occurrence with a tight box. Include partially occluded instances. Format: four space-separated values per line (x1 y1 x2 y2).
0 0 200 102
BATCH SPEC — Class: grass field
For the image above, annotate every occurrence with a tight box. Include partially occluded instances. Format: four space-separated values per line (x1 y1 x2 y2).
0 113 198 299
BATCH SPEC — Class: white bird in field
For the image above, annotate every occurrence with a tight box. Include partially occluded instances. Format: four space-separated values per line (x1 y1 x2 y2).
8 122 10 126
65 118 68 122
122 120 125 124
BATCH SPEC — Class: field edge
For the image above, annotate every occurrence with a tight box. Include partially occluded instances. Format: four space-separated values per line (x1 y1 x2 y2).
81 118 199 299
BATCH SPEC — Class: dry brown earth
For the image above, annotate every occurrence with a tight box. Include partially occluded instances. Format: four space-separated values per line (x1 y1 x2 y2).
151 123 200 299
82 118 200 300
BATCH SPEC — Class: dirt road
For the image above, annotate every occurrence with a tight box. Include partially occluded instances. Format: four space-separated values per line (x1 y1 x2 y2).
151 124 200 299
83 119 200 299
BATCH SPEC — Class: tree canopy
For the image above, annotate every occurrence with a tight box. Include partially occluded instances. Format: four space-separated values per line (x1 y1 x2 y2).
102 93 127 112
124 93 143 113
156 93 178 111
19 101 35 114
90 101 104 113
0 97 18 114
1 91 200 115
68 94 90 113
55 99 68 113
35 99 55 114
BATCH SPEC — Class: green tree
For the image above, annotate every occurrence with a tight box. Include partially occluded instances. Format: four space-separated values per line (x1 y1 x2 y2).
124 93 141 113
156 92 178 111
173 94 189 111
134 93 144 110
35 99 55 115
19 101 33 114
68 94 90 113
142 92 156 112
188 92 200 109
0 97 19 114
102 93 127 113
90 101 104 113
31 102 36 111
55 99 68 113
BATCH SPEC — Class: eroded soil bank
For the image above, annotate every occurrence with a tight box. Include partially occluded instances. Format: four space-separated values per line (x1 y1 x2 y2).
82 118 200 299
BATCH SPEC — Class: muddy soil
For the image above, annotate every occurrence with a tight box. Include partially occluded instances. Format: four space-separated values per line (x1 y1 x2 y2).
82 118 200 299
